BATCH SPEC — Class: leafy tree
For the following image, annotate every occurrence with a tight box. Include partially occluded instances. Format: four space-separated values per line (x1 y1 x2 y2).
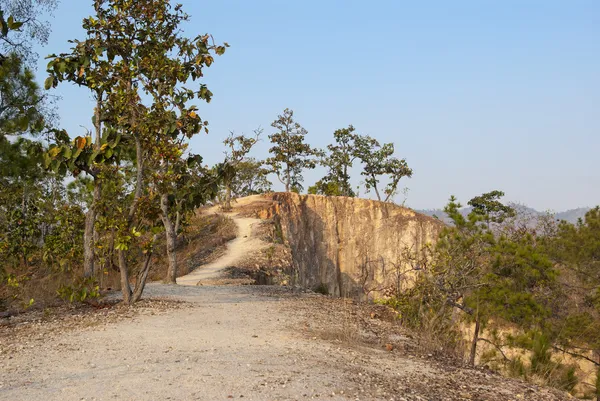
266 108 318 192
42 203 85 272
394 193 557 368
0 53 45 137
46 0 226 302
308 179 343 196
546 207 600 397
221 128 261 210
354 136 412 202
44 0 125 278
0 137 47 268
155 154 220 284
230 157 272 197
468 190 516 226
315 125 359 197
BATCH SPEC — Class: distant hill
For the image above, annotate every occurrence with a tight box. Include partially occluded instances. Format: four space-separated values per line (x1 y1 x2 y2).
555 208 591 223
417 205 591 225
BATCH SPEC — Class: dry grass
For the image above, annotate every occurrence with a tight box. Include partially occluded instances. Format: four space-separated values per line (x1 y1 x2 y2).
0 265 126 316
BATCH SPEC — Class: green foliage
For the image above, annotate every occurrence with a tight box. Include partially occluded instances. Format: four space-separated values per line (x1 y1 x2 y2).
0 137 57 270
42 0 229 303
381 191 600 394
386 192 563 371
219 128 264 207
353 135 412 202
266 108 318 192
0 53 45 137
313 126 412 201
315 125 358 197
231 158 272 196
468 190 516 224
44 130 122 176
57 277 100 303
42 204 85 271
308 179 344 196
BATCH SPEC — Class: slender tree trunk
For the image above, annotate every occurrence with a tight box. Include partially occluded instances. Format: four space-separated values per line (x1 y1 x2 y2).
132 251 153 303
343 164 349 196
174 206 182 235
285 164 290 192
128 137 144 222
469 317 481 366
160 193 177 284
373 186 382 201
118 136 144 305
83 96 103 278
224 184 232 210
83 211 95 277
118 249 132 304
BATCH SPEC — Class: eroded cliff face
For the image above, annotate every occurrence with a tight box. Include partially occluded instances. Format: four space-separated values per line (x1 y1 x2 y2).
257 193 444 299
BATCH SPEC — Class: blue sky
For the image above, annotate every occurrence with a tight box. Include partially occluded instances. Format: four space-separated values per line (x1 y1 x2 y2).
33 1 599 211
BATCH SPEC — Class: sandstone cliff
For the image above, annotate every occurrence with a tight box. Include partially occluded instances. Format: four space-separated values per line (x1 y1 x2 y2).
256 193 444 299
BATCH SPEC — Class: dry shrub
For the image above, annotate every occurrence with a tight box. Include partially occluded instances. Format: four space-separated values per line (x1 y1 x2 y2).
1 266 122 315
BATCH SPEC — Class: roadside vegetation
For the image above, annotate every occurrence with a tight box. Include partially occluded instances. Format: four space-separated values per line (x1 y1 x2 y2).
380 191 600 399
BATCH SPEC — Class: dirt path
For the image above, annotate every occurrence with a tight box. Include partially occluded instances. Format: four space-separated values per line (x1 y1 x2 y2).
177 203 267 286
0 284 569 401
1 285 357 400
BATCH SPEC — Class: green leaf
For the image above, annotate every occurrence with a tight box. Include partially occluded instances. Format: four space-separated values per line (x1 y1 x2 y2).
43 153 51 169
62 146 72 160
44 76 54 90
109 133 121 148
48 146 61 158
0 16 8 37
88 150 100 165
7 16 23 30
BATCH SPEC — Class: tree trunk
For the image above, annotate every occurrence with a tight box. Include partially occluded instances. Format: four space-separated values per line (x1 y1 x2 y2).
373 185 382 201
285 164 290 192
83 96 103 278
118 249 132 304
160 193 177 284
83 209 95 277
368 174 382 201
469 318 481 366
174 206 182 235
118 135 145 305
343 164 349 197
132 251 153 303
224 184 232 210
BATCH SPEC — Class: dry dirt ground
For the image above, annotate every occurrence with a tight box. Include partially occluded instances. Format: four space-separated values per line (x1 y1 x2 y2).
0 198 572 401
176 200 268 286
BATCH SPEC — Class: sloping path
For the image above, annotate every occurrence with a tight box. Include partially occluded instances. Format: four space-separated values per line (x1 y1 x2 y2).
176 205 267 286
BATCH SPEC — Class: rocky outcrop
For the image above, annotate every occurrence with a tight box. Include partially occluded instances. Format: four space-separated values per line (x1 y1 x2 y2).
257 193 444 299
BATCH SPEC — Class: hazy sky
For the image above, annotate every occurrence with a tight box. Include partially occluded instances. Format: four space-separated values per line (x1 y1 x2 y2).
32 1 599 211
